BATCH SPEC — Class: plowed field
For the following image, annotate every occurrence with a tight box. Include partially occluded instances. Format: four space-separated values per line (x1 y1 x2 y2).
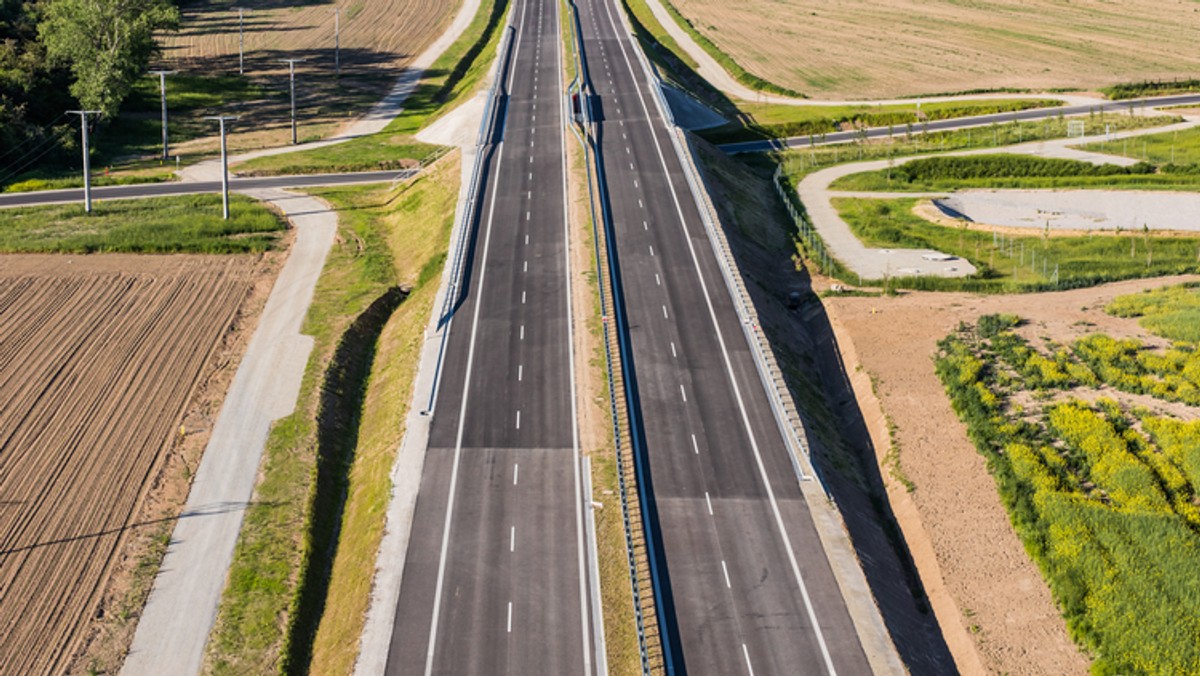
0 255 256 674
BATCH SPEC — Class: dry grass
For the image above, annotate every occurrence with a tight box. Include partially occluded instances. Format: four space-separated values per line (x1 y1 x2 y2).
156 0 457 154
667 0 1200 99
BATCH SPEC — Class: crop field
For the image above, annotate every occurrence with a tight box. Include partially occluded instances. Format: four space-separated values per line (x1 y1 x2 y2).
665 0 1200 99
0 255 256 674
153 0 457 154
935 299 1200 674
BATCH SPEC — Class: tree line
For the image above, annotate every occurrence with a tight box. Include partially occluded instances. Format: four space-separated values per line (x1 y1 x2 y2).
1 0 178 174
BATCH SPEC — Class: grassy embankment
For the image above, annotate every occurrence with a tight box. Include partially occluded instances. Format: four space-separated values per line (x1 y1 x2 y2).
829 154 1200 193
0 194 283 252
935 306 1200 674
1083 124 1200 166
234 0 508 177
201 154 458 675
833 196 1200 293
1103 78 1200 100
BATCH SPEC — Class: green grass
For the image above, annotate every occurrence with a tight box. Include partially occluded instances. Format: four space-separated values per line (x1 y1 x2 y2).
1082 125 1200 166
235 0 508 177
1106 283 1200 343
700 99 1064 146
2 171 174 193
776 115 1181 184
833 197 1200 292
935 320 1200 675
0 194 284 253
202 155 459 675
1102 78 1200 100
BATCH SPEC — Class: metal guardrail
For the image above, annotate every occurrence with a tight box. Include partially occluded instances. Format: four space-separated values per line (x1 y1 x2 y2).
424 9 518 414
614 0 825 492
567 1 666 674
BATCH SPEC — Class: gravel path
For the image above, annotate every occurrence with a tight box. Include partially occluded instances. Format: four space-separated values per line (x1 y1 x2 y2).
803 118 1200 280
122 190 336 676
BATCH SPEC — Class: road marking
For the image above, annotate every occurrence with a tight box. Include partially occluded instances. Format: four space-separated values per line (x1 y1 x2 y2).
721 560 731 588
523 260 528 272
507 602 513 633
510 526 516 552
521 291 526 304
680 384 687 402
530 156 533 164
638 198 643 208
634 179 639 188
526 211 530 221
649 245 654 257
622 132 627 140
655 273 660 286
599 1 840 669
662 305 668 319
691 434 699 454
629 162 634 170
705 491 713 515
520 325 525 340
518 364 523 381
643 220 648 230
516 410 521 429
529 172 533 180
742 644 755 676
670 341 676 358
626 147 631 154
525 234 529 245
513 464 519 485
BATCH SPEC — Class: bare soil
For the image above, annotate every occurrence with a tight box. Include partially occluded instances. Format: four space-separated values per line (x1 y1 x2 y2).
668 0 1200 99
0 253 280 675
822 274 1198 675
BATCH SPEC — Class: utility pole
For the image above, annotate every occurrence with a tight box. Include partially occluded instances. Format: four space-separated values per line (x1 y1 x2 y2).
148 70 176 161
333 7 341 76
67 110 100 213
234 7 246 74
280 58 306 144
205 115 239 219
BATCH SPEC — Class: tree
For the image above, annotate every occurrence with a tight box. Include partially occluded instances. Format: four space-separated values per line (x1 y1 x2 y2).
38 0 178 119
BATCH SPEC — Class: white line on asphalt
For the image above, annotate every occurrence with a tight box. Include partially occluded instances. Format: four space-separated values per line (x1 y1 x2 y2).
599 1 839 668
743 644 755 676
622 132 627 139
529 172 533 180
634 179 639 188
422 0 523 660
629 162 634 170
507 602 513 633
523 260 528 272
691 434 699 454
626 147 631 154
530 156 533 163
705 491 713 515
526 211 530 220
643 220 648 230
514 464 519 485
655 273 660 286
638 198 643 208
521 291 526 304
525 234 529 245
662 305 668 319
649 245 654 256
510 526 516 552
670 341 676 358
518 364 523 381
516 410 521 429
680 384 687 402
721 560 731 588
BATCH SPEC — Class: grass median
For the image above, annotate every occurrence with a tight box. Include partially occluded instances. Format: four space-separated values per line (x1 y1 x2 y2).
201 155 458 675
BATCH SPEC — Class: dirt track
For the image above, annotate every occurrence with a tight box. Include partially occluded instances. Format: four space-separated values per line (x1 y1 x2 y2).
0 255 256 675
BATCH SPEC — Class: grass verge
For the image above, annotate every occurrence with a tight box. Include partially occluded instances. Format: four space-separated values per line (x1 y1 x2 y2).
234 0 508 177
834 197 1200 292
201 155 458 675
0 194 284 253
1082 124 1200 165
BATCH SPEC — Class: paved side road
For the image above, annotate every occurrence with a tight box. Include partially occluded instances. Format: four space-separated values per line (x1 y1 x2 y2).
121 189 336 676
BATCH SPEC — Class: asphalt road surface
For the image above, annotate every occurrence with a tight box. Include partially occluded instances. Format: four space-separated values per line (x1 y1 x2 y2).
721 93 1200 154
384 0 594 674
578 0 872 673
0 170 418 209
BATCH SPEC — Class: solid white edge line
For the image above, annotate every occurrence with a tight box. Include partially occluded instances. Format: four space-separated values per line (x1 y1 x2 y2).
742 643 755 676
721 560 731 589
598 0 839 672
706 491 713 515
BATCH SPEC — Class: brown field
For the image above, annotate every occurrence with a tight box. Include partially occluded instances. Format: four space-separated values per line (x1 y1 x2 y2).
159 0 456 154
823 275 1197 674
668 0 1200 99
0 255 259 674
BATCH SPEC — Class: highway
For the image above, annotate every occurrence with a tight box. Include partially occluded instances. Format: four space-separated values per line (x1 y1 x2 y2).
720 93 1200 154
578 0 872 673
383 0 595 674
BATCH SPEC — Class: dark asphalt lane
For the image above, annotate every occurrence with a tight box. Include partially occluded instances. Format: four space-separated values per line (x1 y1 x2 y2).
0 170 416 208
385 0 591 674
580 0 871 673
720 93 1200 154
